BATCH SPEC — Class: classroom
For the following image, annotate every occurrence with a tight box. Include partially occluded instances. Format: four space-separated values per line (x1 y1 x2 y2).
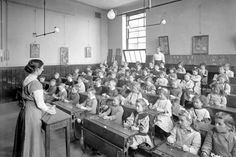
0 0 236 157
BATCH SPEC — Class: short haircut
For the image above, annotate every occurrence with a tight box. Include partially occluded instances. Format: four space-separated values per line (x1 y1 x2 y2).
215 112 235 132
87 88 96 94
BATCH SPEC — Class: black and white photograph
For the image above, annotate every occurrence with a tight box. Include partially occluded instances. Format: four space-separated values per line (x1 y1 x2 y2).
1 0 236 157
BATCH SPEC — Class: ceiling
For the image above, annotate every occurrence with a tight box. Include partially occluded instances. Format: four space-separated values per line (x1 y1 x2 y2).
72 0 141 10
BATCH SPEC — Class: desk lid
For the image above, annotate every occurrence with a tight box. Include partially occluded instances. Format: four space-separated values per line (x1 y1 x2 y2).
41 107 70 125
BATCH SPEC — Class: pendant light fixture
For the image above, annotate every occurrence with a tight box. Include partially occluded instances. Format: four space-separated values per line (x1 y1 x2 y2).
33 0 59 38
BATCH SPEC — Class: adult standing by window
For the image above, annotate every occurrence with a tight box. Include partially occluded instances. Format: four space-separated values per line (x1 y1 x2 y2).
153 47 165 65
12 59 56 157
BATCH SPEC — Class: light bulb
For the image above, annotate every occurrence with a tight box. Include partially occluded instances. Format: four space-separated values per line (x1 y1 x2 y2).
54 27 60 33
161 19 167 25
33 32 37 37
107 9 116 20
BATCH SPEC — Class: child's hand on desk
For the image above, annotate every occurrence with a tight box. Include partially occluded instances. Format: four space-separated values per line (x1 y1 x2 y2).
182 145 190 152
46 105 56 115
76 104 82 108
103 116 111 120
80 106 87 110
167 137 175 144
63 99 70 103
131 126 139 131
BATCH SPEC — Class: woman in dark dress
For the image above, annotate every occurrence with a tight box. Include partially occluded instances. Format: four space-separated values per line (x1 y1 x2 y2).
12 59 56 157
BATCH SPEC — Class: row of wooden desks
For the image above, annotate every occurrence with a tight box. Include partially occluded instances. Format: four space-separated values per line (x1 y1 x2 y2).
82 115 137 157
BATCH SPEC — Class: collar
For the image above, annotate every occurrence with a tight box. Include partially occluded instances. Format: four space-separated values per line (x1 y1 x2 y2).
23 74 38 86
89 95 96 99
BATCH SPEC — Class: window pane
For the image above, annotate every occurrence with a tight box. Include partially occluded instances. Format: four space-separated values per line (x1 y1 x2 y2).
129 32 139 38
135 51 141 62
138 37 146 43
138 43 146 49
138 31 145 37
129 51 136 62
128 38 138 44
129 27 145 32
129 44 138 49
124 51 131 62
129 13 145 20
140 50 146 63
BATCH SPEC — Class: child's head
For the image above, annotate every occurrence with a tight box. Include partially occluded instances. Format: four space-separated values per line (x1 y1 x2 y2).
109 79 117 89
95 78 101 86
154 64 160 70
71 86 78 93
74 68 79 73
159 71 166 78
111 71 116 78
215 112 235 133
143 68 148 76
67 74 73 81
125 70 130 76
112 96 121 107
218 66 225 74
136 98 148 113
39 76 45 82
200 63 206 69
77 76 83 83
87 70 92 76
58 83 65 91
160 62 165 68
169 66 176 73
129 75 135 82
146 77 153 86
158 88 169 100
184 73 191 81
218 76 226 84
224 63 231 71
192 95 208 109
192 67 199 75
149 62 154 68
98 71 104 77
86 65 91 71
87 88 96 98
54 72 60 79
131 82 141 93
177 61 184 68
211 84 221 94
50 79 56 86
178 110 193 129
124 62 129 67
169 73 177 81
137 63 142 70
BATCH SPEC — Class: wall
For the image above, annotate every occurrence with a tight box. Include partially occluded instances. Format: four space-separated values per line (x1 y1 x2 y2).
0 0 108 67
108 0 236 64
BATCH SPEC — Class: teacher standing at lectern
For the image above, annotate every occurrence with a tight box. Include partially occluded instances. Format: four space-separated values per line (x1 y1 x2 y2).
153 47 165 65
12 59 56 157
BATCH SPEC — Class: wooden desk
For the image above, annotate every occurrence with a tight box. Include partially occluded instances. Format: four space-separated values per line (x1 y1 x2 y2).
52 101 83 139
152 143 199 157
41 107 71 157
82 115 137 157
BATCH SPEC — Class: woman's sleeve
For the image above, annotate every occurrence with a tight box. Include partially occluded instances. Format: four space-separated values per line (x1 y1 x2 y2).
31 81 49 111
201 130 213 156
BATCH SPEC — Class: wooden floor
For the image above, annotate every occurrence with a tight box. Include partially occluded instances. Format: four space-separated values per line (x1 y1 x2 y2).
0 101 148 157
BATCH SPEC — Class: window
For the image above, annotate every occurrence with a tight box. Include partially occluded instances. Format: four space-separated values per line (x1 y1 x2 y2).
122 12 146 63
127 12 146 49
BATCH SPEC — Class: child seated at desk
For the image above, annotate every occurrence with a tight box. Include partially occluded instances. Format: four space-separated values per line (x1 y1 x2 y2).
94 78 103 95
152 64 161 77
191 67 201 95
52 83 67 101
74 76 86 93
53 72 62 86
181 73 195 108
217 75 231 95
188 95 211 124
150 88 173 140
198 63 208 86
167 109 201 155
169 80 182 104
207 84 227 107
122 82 143 107
102 79 119 98
224 63 234 78
176 61 186 74
201 112 236 157
155 71 168 87
211 66 229 87
124 98 154 149
83 70 93 87
142 77 156 95
44 79 57 103
99 96 124 125
76 88 98 123
64 86 80 106
64 74 74 88
72 68 80 81
45 79 57 96
39 76 47 90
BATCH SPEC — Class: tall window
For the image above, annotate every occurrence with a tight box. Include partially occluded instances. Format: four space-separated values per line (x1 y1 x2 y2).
122 12 146 63
127 12 146 49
